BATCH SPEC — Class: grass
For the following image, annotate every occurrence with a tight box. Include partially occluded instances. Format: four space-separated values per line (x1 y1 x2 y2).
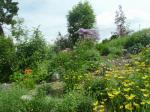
96 36 129 58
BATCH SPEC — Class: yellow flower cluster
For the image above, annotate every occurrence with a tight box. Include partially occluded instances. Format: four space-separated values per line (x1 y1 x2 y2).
93 59 150 111
93 101 105 112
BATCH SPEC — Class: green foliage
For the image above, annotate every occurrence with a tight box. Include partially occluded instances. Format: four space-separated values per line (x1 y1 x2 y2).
0 37 15 82
56 91 93 112
24 97 55 112
54 32 71 52
91 59 150 112
16 28 49 71
73 40 100 72
0 86 28 112
49 40 100 91
110 34 119 40
0 84 93 112
32 61 49 83
84 78 107 101
10 72 35 89
10 72 24 82
36 82 52 97
67 1 96 45
124 29 150 54
10 28 51 85
0 0 19 35
63 70 85 91
11 18 28 41
141 46 150 64
97 37 128 57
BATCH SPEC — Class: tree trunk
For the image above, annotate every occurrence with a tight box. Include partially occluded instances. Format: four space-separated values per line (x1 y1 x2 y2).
0 25 4 36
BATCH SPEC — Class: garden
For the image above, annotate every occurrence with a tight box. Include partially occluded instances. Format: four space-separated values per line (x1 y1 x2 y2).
0 0 150 112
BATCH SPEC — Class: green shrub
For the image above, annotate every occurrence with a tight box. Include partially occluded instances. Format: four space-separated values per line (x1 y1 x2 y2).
24 97 56 112
96 36 128 57
0 37 16 82
84 78 107 101
36 82 52 97
0 86 28 112
56 91 93 112
100 45 110 56
135 45 150 64
32 61 49 83
124 29 150 54
10 72 24 82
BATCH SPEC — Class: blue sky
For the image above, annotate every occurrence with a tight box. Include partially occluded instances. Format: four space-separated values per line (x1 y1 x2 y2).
17 0 150 43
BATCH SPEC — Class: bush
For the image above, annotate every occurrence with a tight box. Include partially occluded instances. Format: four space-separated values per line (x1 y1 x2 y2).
63 70 85 91
10 72 35 89
100 45 110 56
139 45 150 64
56 91 93 112
97 36 128 58
124 29 150 54
16 28 49 71
24 97 55 112
54 33 71 52
36 82 52 97
32 61 49 83
0 37 16 82
84 78 107 101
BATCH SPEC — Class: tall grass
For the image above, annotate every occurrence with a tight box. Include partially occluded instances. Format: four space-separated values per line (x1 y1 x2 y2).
0 85 28 112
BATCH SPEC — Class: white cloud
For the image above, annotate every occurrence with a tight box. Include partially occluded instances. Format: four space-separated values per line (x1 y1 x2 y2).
17 0 150 42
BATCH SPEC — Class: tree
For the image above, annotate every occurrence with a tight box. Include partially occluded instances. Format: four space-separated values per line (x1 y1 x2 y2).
0 0 19 36
16 28 48 71
67 1 96 46
11 18 28 41
114 5 130 37
0 37 15 82
54 32 71 52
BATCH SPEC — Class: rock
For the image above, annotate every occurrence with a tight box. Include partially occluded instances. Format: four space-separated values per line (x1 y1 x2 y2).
51 73 60 81
21 95 32 101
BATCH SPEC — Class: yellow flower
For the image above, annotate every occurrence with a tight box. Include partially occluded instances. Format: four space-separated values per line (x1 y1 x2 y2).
125 64 129 67
142 75 148 80
141 101 146 105
93 107 97 111
93 101 98 106
125 94 136 100
140 89 147 92
123 83 129 87
125 103 133 111
120 105 123 109
143 93 149 97
99 105 105 112
124 88 131 92
147 101 150 104
140 62 145 67
112 90 120 96
108 93 115 99
134 61 140 65
118 76 125 79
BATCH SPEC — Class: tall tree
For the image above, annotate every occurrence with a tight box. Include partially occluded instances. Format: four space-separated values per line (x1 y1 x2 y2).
115 5 129 37
67 1 96 46
0 0 19 36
